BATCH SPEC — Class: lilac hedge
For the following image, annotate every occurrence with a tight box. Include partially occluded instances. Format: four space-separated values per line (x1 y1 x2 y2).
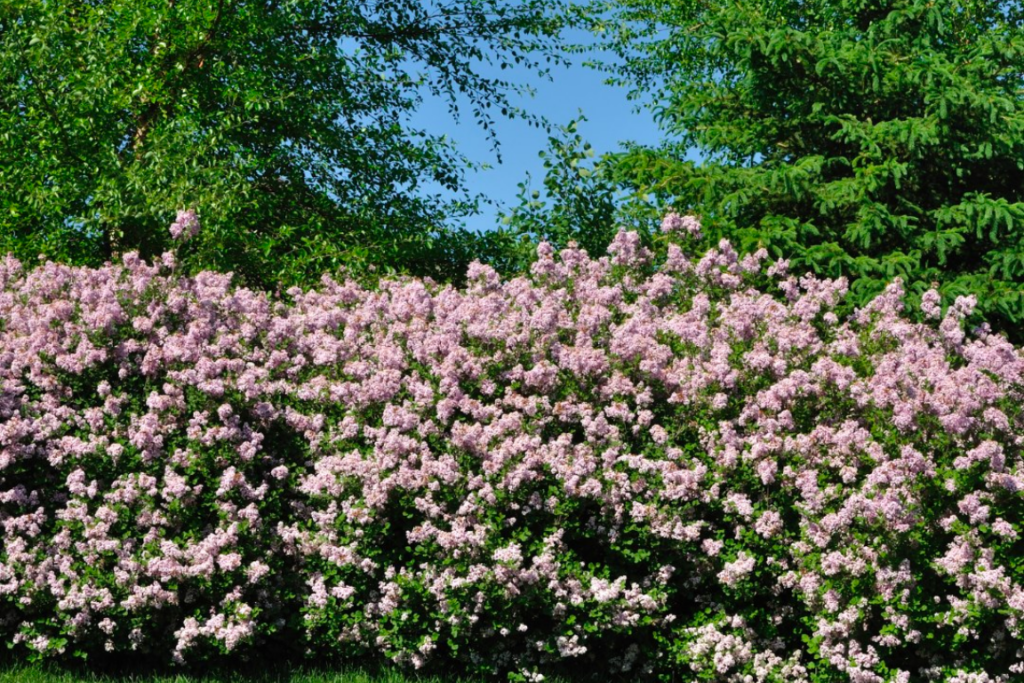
1 216 1024 683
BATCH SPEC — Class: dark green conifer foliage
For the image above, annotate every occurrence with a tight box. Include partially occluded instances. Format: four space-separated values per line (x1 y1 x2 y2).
591 0 1024 334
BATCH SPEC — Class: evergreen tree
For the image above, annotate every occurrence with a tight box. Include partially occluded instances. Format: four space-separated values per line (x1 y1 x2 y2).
591 0 1024 333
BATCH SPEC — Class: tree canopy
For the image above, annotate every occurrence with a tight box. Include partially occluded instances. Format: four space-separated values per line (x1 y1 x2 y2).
0 0 569 287
588 0 1024 335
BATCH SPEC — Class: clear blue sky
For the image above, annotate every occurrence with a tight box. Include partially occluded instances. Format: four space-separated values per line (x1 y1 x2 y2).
409 34 692 233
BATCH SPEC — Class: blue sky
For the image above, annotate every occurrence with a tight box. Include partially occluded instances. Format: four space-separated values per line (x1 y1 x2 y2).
410 33 689 233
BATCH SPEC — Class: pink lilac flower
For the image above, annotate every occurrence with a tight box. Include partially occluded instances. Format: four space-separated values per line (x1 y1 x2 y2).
1 216 1022 681
168 209 200 241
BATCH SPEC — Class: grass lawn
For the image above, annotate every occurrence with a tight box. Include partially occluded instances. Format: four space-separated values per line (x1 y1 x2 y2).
0 663 519 683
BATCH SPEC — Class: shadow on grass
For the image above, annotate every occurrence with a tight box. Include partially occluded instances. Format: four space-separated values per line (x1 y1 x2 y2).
0 654 476 683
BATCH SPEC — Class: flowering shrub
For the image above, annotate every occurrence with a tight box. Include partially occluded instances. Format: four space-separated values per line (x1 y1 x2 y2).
2 214 1024 682
168 210 200 242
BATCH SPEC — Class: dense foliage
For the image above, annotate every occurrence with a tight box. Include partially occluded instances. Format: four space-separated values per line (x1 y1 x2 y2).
2 216 1024 682
588 0 1024 336
0 0 569 287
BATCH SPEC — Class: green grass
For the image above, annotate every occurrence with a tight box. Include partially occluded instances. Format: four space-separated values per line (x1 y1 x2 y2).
0 663 517 683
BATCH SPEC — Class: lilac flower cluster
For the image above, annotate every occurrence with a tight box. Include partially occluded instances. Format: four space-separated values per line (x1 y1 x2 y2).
2 217 1023 681
168 209 200 241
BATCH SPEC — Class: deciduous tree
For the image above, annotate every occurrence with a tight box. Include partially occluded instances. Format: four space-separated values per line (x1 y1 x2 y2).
0 0 569 286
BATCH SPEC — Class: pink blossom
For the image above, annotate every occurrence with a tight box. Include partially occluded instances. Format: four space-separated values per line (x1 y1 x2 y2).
168 209 200 240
